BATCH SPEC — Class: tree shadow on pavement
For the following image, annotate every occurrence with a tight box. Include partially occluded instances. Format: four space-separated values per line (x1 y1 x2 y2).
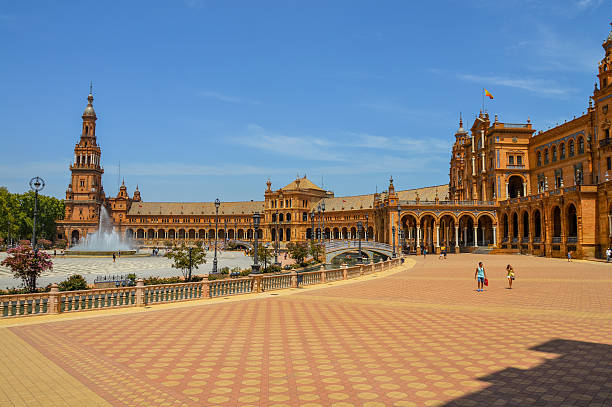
443 339 612 406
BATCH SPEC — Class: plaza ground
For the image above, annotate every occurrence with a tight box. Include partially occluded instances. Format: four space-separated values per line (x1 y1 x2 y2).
0 254 610 406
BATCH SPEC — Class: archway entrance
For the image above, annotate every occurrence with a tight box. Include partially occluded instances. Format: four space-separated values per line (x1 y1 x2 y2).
508 175 524 198
552 206 562 242
477 215 494 246
458 215 475 247
71 230 80 244
567 204 578 242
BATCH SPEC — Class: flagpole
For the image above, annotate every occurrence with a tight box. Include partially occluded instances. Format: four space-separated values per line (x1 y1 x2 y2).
482 88 485 114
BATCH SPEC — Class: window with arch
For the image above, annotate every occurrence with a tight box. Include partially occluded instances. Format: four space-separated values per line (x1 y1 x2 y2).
271 213 276 222
286 213 291 222
552 146 557 162
578 137 584 154
560 143 565 159
544 148 549 164
279 213 284 222
569 139 575 156
537 151 542 166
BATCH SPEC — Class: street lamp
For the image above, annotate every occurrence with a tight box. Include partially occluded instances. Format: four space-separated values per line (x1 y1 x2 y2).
365 214 369 242
397 206 401 257
274 210 279 265
29 177 45 251
317 204 322 243
187 246 193 281
310 210 315 244
321 201 326 243
213 198 220 273
357 221 363 263
251 212 261 274
392 225 396 258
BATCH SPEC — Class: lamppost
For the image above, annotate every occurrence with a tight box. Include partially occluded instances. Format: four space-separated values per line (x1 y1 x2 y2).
357 221 363 263
274 210 279 265
392 226 396 258
321 201 326 242
397 206 401 257
29 177 45 251
213 198 220 273
365 214 369 242
187 246 193 281
251 212 261 274
317 204 322 243
310 210 315 244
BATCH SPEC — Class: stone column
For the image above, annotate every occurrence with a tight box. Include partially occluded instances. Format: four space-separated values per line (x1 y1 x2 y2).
455 225 460 247
492 225 497 247
290 271 298 288
136 278 145 307
416 226 421 247
473 226 478 247
463 227 467 245
506 182 509 199
523 182 527 197
48 283 59 314
608 214 612 237
436 226 440 248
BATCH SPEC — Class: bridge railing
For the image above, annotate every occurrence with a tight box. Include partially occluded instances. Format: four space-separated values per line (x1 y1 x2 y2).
324 240 392 251
0 258 403 319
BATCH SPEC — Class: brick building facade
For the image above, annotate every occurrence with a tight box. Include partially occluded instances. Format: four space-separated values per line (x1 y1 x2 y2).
58 24 612 258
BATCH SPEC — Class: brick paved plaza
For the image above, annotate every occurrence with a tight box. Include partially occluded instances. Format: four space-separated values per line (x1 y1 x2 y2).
1 254 610 406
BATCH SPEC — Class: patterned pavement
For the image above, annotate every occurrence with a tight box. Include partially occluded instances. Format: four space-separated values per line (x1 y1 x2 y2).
1 254 611 406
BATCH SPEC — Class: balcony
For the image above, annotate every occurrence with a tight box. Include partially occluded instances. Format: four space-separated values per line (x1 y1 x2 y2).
507 164 525 169
599 138 612 148
552 237 562 243
567 236 578 243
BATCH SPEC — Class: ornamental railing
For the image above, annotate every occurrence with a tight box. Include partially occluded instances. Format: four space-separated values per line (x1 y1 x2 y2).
0 257 403 318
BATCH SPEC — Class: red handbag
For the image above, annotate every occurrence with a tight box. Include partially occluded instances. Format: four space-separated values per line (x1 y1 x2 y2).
484 278 489 286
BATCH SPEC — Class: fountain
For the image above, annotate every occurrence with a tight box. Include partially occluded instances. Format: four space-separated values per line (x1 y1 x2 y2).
66 206 137 256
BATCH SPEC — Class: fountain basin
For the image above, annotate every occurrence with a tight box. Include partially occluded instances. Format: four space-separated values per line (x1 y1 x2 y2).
64 250 139 257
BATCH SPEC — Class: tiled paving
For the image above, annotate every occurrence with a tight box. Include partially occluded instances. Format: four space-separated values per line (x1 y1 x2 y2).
2 254 611 406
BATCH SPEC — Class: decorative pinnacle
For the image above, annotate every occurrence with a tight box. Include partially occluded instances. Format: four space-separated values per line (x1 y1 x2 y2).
89 81 93 95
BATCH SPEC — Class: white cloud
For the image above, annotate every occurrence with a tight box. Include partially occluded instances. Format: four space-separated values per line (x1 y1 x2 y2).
576 0 603 9
197 90 261 105
456 73 575 96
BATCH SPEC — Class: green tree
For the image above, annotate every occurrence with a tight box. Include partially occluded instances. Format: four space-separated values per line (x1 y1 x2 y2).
287 242 309 265
58 274 88 291
164 243 207 281
309 241 324 263
0 244 53 291
248 244 273 271
0 187 64 244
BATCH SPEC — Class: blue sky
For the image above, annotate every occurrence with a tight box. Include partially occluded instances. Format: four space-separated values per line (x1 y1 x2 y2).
0 1 609 201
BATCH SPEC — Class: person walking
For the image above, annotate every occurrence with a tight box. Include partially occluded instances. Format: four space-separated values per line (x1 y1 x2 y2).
567 250 572 262
474 261 487 292
606 247 611 263
506 264 515 289
112 252 116 262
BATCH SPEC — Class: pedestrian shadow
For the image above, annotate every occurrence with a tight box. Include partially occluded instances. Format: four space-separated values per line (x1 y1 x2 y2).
443 339 612 406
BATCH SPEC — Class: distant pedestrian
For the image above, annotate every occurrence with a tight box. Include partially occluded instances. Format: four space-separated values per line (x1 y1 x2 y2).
606 247 611 262
113 252 116 262
439 246 444 260
53 249 57 257
567 251 572 262
475 261 487 292
506 264 515 289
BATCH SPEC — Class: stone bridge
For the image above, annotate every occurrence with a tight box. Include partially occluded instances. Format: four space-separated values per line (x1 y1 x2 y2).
324 240 394 262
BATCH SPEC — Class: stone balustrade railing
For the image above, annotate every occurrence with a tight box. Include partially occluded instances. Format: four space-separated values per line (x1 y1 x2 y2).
0 258 403 319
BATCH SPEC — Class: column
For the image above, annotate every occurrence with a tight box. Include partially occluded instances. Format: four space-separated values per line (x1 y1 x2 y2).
416 226 420 247
463 227 467 245
506 182 509 199
455 225 460 247
492 225 497 247
473 226 478 247
523 182 527 197
436 225 440 248
608 215 612 237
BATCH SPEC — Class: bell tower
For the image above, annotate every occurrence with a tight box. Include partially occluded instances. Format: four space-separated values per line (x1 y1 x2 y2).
59 86 106 243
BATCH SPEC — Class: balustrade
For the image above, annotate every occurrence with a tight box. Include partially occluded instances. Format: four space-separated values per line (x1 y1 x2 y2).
0 258 403 318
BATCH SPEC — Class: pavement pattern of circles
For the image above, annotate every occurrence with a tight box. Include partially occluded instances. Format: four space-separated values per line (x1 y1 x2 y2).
6 254 612 406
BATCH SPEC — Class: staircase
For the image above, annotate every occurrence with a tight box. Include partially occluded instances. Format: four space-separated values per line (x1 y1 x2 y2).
473 245 495 255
